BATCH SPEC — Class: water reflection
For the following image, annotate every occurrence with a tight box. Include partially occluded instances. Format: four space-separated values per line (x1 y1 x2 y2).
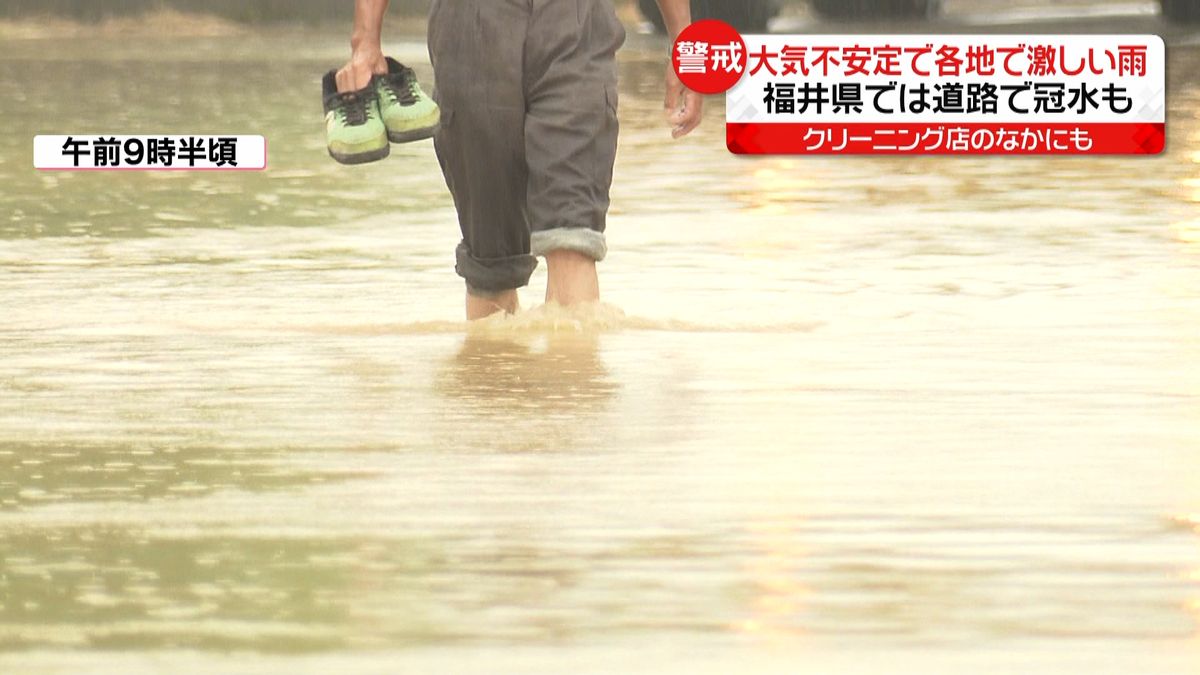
735 159 819 218
0 529 362 650
735 515 810 646
439 331 617 415
1183 516 1200 639
0 442 372 510
431 327 619 454
1170 129 1200 246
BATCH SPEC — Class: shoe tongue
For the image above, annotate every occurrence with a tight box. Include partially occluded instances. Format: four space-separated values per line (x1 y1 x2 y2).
333 91 370 124
325 90 361 106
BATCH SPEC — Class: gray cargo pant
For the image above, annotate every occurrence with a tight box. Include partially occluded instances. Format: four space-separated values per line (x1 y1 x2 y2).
427 0 626 294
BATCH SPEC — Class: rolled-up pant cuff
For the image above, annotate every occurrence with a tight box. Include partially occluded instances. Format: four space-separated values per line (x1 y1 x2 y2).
455 241 538 294
530 227 607 262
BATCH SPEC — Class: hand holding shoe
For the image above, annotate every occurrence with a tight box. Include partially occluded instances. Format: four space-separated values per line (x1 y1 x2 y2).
336 47 387 94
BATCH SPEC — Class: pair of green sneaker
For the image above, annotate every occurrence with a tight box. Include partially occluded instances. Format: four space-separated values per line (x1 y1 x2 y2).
322 57 440 165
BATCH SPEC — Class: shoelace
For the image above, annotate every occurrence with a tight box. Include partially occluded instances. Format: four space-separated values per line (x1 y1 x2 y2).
335 91 371 126
381 71 421 106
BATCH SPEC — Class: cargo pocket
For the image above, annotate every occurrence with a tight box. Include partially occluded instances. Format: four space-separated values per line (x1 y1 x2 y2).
595 82 619 190
432 104 459 198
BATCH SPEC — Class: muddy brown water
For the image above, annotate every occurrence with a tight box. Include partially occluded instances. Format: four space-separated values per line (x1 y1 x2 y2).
1 7 1199 673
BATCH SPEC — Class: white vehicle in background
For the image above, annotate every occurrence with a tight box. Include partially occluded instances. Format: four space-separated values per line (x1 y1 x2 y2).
638 0 1200 31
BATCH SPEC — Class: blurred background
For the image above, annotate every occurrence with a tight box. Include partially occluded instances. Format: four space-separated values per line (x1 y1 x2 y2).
1 0 1199 27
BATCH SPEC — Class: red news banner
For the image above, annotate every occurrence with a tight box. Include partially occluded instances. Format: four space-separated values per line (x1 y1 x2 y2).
676 24 1166 155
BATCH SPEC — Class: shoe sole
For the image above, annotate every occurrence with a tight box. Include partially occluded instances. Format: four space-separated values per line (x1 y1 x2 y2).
387 124 439 144
328 144 391 165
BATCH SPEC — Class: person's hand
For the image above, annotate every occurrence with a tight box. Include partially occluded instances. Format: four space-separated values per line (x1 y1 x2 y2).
335 45 387 93
664 64 703 138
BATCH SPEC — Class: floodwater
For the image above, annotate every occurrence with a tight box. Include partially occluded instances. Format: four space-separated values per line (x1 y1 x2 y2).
1 5 1199 674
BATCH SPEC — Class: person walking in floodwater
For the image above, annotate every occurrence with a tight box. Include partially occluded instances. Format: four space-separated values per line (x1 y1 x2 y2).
335 0 703 319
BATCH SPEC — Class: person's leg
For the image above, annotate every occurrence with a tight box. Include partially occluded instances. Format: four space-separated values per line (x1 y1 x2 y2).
524 0 625 306
544 250 599 306
464 288 519 321
428 0 537 319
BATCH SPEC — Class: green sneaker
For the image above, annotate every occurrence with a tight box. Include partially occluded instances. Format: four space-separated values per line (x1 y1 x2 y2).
322 70 390 165
375 57 440 143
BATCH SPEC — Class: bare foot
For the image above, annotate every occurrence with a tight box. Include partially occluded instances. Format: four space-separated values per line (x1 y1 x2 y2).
545 250 599 306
